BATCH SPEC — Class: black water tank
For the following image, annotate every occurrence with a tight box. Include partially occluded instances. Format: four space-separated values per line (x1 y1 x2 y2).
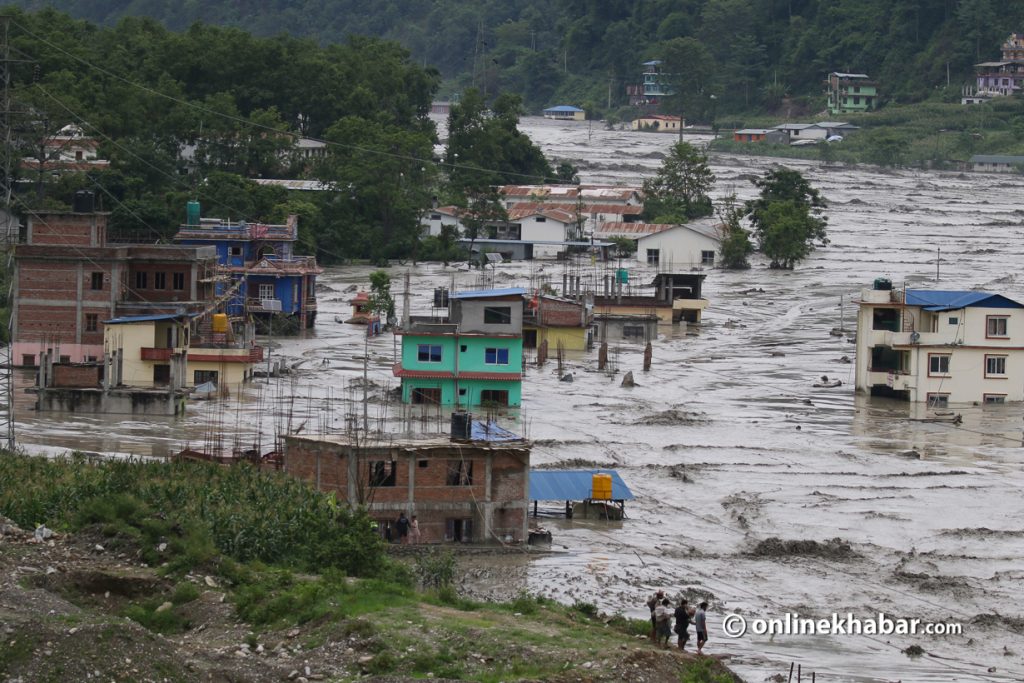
873 277 892 291
73 190 95 213
450 411 471 440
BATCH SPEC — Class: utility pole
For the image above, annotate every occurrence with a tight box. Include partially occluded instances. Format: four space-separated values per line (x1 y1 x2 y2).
607 77 613 110
1 15 17 452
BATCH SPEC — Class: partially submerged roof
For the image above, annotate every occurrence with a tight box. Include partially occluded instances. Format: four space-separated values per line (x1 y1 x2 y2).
905 290 1024 311
450 287 527 300
544 105 584 113
529 469 635 501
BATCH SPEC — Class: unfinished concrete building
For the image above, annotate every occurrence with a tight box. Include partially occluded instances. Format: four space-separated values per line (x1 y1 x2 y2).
283 418 530 544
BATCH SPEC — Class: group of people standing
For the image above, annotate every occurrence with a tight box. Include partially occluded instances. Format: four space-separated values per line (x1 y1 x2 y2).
647 590 708 654
392 512 421 544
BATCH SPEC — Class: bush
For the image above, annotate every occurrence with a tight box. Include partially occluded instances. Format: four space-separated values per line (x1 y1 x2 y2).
571 600 599 618
171 582 201 605
414 548 456 590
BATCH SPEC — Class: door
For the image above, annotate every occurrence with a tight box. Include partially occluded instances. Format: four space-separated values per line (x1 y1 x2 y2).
411 387 442 404
153 364 171 385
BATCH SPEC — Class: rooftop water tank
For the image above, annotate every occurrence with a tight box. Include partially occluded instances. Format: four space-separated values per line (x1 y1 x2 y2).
873 277 892 291
591 473 612 500
186 200 201 227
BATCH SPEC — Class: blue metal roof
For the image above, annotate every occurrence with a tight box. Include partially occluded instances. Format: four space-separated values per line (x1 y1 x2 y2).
543 105 584 112
529 469 635 501
450 288 527 300
905 290 1024 312
469 420 521 442
103 313 191 325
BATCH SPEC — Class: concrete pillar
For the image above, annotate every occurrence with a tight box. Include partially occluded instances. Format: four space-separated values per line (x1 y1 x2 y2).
75 262 84 346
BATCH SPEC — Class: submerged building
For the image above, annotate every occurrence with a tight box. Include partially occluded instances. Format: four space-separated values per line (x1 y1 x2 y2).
394 288 524 407
855 282 1024 404
174 202 321 331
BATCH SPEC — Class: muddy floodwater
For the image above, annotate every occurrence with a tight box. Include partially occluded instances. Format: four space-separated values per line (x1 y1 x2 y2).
10 117 1024 682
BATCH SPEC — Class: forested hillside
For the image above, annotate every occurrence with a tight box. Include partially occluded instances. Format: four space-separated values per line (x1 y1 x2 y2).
8 0 1024 114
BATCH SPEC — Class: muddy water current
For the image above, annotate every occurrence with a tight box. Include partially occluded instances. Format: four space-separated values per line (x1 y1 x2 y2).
10 116 1024 681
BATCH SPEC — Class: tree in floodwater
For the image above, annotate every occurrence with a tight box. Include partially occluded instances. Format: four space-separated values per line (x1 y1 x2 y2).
745 169 827 269
641 141 715 223
715 194 753 269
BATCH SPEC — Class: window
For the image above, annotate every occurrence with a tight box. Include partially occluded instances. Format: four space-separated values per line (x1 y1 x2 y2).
983 394 1006 404
480 389 509 406
173 272 185 290
90 272 103 290
987 316 1008 338
535 216 546 223
411 387 441 404
872 308 899 331
853 96 861 105
446 459 473 486
21 354 34 366
418 459 429 469
194 370 218 385
948 317 958 325
458 388 467 396
417 344 442 363
483 306 512 325
701 250 715 266
258 283 275 300
430 213 441 220
460 344 467 352
927 394 949 408
154 272 167 289
623 325 645 339
368 460 397 487
153 364 170 385
84 313 98 332
646 248 660 266
135 271 148 289
59 355 71 364
928 354 950 375
985 355 1007 377
230 246 242 256
484 347 509 365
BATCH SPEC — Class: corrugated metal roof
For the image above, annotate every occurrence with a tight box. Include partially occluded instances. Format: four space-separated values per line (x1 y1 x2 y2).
596 222 675 236
103 313 190 325
507 206 577 223
500 185 640 201
450 288 527 299
905 290 1024 311
529 469 635 501
509 201 643 215
970 155 1024 164
544 105 584 112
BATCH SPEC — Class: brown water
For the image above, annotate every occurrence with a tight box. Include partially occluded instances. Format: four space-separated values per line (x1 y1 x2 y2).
9 117 1024 682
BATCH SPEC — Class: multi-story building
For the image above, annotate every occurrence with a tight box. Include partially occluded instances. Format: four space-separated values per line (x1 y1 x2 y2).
855 284 1024 404
971 33 1024 100
11 203 218 367
174 202 321 330
826 72 877 114
283 419 531 544
394 288 525 407
627 61 674 107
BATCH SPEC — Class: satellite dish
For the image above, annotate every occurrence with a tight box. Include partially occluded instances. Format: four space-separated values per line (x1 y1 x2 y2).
910 331 921 343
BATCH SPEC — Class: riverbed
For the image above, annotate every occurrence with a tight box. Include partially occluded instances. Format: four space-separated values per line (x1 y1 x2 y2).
10 116 1024 682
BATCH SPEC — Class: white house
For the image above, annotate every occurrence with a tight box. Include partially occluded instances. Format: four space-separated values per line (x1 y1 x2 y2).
499 185 642 208
773 123 829 141
855 286 1024 404
634 219 722 269
420 206 464 237
969 155 1024 173
507 207 580 258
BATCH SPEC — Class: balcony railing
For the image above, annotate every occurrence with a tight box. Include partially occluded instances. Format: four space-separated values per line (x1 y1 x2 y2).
140 347 174 361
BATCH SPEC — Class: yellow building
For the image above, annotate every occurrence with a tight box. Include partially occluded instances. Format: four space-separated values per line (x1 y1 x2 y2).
103 314 190 387
523 294 592 352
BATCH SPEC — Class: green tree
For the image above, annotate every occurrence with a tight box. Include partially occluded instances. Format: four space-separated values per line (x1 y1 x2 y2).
369 270 395 323
658 37 718 124
641 141 715 222
745 169 828 270
716 194 752 269
459 189 508 264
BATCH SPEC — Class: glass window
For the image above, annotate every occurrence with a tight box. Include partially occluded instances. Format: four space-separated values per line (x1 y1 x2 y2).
701 250 715 266
983 394 1006 404
135 271 147 289
483 306 512 324
987 316 1008 337
90 272 103 290
646 248 660 265
927 394 949 408
985 355 1007 376
484 347 509 365
173 272 185 290
259 283 275 300
417 344 442 363
929 354 950 374
84 313 98 332
154 272 167 289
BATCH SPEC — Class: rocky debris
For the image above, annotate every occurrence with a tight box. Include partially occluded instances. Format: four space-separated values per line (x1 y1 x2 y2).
749 537 857 559
633 409 709 426
902 644 925 656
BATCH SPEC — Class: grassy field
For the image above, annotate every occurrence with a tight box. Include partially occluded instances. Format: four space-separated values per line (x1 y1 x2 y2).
0 452 741 682
710 97 1024 169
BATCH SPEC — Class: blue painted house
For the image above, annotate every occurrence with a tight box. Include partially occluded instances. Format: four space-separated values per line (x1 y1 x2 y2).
393 288 525 407
174 202 321 330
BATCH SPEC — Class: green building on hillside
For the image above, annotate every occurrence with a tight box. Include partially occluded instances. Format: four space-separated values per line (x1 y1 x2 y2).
826 72 877 114
393 288 524 407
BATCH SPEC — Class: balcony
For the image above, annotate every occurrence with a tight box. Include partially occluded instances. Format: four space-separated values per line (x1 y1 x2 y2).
141 347 175 361
246 298 285 314
866 370 913 389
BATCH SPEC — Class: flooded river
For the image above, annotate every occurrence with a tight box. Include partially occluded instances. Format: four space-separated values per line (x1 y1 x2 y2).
10 117 1024 682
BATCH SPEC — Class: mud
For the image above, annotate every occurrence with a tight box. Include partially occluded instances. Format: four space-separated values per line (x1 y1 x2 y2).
749 537 857 559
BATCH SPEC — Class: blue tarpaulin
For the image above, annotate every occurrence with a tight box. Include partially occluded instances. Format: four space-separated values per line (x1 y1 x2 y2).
529 469 635 501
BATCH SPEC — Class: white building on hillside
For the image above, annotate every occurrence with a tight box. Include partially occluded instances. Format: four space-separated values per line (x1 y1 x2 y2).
631 219 722 269
855 285 1024 404
421 206 464 237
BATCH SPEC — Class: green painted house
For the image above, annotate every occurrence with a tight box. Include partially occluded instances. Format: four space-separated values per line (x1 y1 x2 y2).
826 72 877 115
393 288 524 407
